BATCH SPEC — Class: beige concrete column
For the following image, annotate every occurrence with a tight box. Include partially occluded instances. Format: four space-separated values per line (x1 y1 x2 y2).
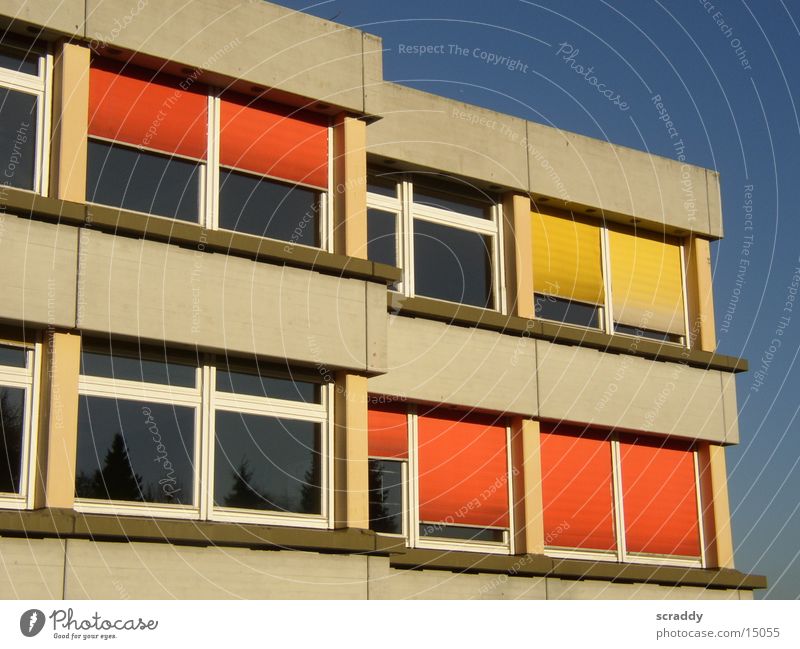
49 40 90 203
333 372 370 528
34 331 81 509
332 114 368 258
502 193 535 318
685 236 717 352
698 443 735 568
511 418 544 554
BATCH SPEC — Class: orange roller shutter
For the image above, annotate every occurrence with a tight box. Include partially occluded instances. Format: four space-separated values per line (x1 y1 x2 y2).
620 436 701 557
368 402 408 459
89 58 208 159
220 93 329 189
417 410 509 528
540 425 617 551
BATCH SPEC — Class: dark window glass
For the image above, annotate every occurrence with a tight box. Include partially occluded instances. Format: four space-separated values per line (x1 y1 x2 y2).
419 523 505 543
614 323 683 344
214 412 322 515
367 176 398 199
535 294 601 328
413 186 490 219
75 396 195 505
0 386 25 493
86 140 201 222
0 88 37 190
0 45 39 75
216 368 319 403
367 208 397 267
80 350 196 388
0 345 27 368
368 459 404 534
414 220 493 308
219 169 320 246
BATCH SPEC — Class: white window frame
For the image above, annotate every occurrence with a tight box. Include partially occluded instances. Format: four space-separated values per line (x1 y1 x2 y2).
0 42 52 195
0 341 42 510
365 456 409 540
545 436 706 569
207 366 334 529
405 407 514 556
74 365 204 520
367 176 506 313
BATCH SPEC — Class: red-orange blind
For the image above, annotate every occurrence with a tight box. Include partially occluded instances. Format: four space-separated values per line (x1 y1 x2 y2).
540 425 617 551
89 58 208 159
417 410 509 528
368 402 408 459
220 93 328 189
620 437 701 557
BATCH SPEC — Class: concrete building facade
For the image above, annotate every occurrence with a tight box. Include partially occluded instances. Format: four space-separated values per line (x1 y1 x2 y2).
0 0 764 599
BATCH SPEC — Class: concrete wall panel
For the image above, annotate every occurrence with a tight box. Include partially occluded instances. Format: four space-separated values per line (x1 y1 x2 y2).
77 229 385 372
536 340 729 443
369 315 538 416
0 215 77 328
0 0 83 36
0 537 65 599
546 578 742 600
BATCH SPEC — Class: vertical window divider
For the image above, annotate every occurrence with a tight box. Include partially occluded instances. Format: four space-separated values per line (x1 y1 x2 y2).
402 179 415 297
323 125 334 253
323 381 335 527
494 202 508 315
679 242 691 347
198 363 214 520
407 406 419 548
600 225 615 335
693 449 707 568
205 92 221 230
38 49 53 196
504 423 515 554
610 436 627 562
22 343 41 508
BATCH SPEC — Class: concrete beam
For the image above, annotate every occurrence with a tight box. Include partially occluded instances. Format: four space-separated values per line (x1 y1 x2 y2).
333 373 370 529
503 192 535 319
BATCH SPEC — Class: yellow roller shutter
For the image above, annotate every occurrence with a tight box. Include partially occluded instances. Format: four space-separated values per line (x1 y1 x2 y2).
608 228 685 335
531 211 604 305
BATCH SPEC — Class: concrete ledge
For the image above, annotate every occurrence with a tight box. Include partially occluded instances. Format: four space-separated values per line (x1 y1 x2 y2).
0 509 765 591
0 187 401 285
392 294 747 374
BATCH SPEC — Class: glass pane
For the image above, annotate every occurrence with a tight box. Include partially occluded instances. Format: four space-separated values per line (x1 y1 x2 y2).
614 323 683 344
419 523 505 543
214 411 322 515
535 294 600 328
368 459 404 534
216 368 319 403
0 345 27 368
219 169 320 246
0 88 37 190
0 45 39 75
75 396 195 505
367 208 397 267
367 176 398 199
81 350 196 388
0 386 25 494
86 140 201 222
414 220 493 308
413 186 490 219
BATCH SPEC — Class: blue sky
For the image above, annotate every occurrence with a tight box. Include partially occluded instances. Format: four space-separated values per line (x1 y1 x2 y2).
271 0 800 598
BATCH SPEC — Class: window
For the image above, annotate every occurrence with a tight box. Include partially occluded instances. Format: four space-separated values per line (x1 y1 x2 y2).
540 423 704 567
530 207 689 345
76 347 201 513
368 399 513 554
0 342 40 509
87 58 332 246
532 210 604 328
0 38 50 193
75 345 332 527
367 170 504 310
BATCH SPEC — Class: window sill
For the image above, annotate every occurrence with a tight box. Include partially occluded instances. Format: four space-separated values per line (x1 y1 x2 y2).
389 293 748 374
0 187 402 285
